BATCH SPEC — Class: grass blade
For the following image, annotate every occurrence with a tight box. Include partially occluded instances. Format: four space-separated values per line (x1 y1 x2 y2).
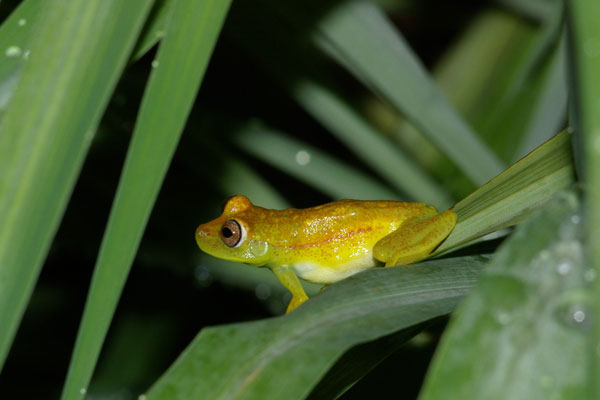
293 81 453 209
235 124 399 200
60 0 232 398
144 256 486 400
309 0 505 184
435 130 574 254
421 191 589 400
0 0 154 371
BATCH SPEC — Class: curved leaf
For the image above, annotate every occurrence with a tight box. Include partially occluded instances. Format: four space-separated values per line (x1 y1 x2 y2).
435 130 574 254
421 191 590 400
144 256 486 399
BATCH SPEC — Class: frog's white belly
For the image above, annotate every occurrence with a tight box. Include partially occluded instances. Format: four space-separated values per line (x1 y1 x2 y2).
292 253 378 284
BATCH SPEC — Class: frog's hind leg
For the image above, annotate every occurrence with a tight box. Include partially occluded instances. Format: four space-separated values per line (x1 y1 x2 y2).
373 210 457 267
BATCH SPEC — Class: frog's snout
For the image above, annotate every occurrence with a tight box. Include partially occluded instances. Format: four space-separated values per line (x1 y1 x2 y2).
195 224 212 248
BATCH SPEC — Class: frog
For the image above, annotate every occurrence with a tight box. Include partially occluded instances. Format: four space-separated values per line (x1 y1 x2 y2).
195 195 457 313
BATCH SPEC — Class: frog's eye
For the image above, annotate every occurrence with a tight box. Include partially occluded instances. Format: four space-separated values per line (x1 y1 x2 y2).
220 219 245 247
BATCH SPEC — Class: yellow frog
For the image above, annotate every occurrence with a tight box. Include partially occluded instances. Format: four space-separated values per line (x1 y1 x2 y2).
195 195 457 313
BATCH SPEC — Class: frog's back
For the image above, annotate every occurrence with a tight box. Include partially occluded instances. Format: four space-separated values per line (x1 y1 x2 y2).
243 199 436 283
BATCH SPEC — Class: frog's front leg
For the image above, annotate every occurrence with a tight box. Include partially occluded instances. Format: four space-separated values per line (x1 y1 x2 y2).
271 265 309 313
373 209 457 267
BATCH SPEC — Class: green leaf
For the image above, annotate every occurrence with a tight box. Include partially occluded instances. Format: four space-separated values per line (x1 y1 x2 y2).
60 0 232 398
435 130 575 254
235 124 399 200
144 256 487 399
567 1 600 396
420 191 591 400
0 0 155 371
293 81 454 209
132 0 173 61
0 0 43 118
307 0 506 185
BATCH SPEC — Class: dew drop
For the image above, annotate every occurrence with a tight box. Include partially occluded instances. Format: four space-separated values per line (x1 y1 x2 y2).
22 49 30 60
295 150 311 166
79 387 87 395
570 214 581 225
5 46 22 58
138 395 147 400
573 309 586 323
554 300 593 331
17 18 26 27
151 59 159 68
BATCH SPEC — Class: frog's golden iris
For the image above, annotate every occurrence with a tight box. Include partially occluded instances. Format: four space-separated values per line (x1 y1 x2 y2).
196 195 457 313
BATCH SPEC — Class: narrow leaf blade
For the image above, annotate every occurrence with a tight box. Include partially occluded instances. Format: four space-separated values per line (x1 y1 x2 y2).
310 0 505 184
0 0 155 371
60 0 232 397
435 130 575 254
235 124 399 200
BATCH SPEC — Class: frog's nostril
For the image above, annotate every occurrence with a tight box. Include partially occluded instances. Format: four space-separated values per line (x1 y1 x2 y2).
196 227 206 237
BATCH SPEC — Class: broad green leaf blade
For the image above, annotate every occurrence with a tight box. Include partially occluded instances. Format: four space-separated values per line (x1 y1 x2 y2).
144 256 487 400
0 0 155 371
567 1 600 396
0 0 43 117
420 191 590 400
235 124 399 200
293 81 453 209
60 0 232 398
308 0 505 185
435 130 575 254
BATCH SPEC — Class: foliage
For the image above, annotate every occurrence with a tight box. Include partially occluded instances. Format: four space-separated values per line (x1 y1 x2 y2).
0 0 596 398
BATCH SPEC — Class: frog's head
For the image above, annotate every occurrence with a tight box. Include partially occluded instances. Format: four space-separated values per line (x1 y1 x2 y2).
195 195 271 266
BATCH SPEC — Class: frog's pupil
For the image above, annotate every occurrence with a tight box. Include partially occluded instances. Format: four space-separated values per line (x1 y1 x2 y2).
222 227 233 238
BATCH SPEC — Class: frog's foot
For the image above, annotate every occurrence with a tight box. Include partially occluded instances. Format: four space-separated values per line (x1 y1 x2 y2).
286 294 309 313
373 209 457 267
